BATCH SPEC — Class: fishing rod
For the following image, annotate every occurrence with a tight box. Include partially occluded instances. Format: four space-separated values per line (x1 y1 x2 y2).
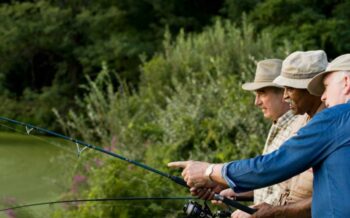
0 117 256 215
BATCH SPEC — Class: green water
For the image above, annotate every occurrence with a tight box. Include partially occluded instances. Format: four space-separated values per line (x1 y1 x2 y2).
0 132 77 218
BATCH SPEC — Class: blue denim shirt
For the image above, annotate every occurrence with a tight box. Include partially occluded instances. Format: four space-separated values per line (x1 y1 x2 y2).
222 101 350 218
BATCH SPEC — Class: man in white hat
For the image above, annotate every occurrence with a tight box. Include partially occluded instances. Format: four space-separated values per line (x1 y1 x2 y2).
229 59 296 206
193 59 297 205
169 53 350 217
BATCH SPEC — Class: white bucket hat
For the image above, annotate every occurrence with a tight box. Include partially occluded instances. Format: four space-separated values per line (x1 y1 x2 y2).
242 59 283 91
273 50 328 89
308 54 350 96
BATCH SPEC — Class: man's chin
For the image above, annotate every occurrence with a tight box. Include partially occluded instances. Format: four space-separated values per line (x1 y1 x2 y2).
263 114 274 121
291 109 298 115
289 106 298 115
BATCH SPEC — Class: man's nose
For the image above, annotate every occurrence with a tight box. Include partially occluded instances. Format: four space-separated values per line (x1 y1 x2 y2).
321 92 326 102
254 95 261 106
283 88 289 100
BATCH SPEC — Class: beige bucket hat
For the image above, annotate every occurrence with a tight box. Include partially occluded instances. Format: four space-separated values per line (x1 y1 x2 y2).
242 59 283 91
308 54 350 96
273 50 328 89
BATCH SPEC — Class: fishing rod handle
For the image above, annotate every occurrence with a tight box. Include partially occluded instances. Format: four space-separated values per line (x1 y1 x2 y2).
234 196 254 202
214 194 257 215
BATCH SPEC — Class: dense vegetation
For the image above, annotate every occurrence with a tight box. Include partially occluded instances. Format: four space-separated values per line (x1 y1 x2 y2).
1 0 350 217
1 0 350 128
0 0 225 128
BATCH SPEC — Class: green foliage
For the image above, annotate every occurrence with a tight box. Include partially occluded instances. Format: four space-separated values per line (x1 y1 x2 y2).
114 0 224 33
0 85 74 130
0 0 147 95
53 19 289 217
222 0 260 21
2 0 350 130
54 62 116 145
0 0 227 129
246 0 350 58
0 1 128 128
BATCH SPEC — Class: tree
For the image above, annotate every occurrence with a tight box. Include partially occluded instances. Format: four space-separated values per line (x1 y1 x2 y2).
0 0 226 127
246 0 350 58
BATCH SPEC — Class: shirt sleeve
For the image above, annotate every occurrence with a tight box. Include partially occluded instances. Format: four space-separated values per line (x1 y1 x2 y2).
223 110 337 193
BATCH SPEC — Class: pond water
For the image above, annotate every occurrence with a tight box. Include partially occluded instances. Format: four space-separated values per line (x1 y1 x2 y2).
0 131 78 218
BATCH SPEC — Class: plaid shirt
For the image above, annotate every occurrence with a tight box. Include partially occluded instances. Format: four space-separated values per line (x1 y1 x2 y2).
254 110 299 205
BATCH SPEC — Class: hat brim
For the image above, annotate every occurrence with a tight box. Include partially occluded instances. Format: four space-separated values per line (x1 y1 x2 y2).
242 82 283 91
273 75 312 89
307 71 330 96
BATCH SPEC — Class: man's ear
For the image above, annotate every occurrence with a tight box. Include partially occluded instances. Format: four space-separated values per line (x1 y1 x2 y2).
344 74 350 95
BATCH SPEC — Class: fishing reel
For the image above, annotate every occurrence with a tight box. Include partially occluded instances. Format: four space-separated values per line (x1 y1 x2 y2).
183 201 232 218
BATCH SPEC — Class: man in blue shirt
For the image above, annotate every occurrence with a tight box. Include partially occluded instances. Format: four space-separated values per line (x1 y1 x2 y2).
168 53 350 218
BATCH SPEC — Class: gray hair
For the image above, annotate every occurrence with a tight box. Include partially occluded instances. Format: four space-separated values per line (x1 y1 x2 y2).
331 71 350 83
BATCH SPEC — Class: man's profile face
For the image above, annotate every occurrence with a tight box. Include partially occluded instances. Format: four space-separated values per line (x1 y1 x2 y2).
254 87 287 121
283 87 315 115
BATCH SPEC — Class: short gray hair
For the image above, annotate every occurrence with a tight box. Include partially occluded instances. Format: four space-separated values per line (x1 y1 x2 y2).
333 71 350 82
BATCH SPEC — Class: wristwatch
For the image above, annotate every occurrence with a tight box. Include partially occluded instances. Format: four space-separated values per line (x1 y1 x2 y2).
204 164 215 181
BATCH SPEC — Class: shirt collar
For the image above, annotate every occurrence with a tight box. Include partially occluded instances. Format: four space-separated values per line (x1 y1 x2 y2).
274 110 295 127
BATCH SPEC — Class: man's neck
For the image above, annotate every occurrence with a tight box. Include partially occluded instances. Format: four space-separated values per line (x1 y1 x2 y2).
307 101 323 118
273 109 291 124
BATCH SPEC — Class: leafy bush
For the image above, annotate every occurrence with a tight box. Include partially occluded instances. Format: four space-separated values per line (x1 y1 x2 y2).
53 19 289 218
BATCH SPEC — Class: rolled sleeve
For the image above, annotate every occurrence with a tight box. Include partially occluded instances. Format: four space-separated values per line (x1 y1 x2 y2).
222 162 237 189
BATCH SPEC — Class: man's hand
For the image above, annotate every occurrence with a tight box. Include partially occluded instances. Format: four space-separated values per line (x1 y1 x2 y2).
252 198 311 218
190 184 226 200
212 188 237 205
231 209 252 218
250 202 279 218
168 160 212 188
229 202 277 218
